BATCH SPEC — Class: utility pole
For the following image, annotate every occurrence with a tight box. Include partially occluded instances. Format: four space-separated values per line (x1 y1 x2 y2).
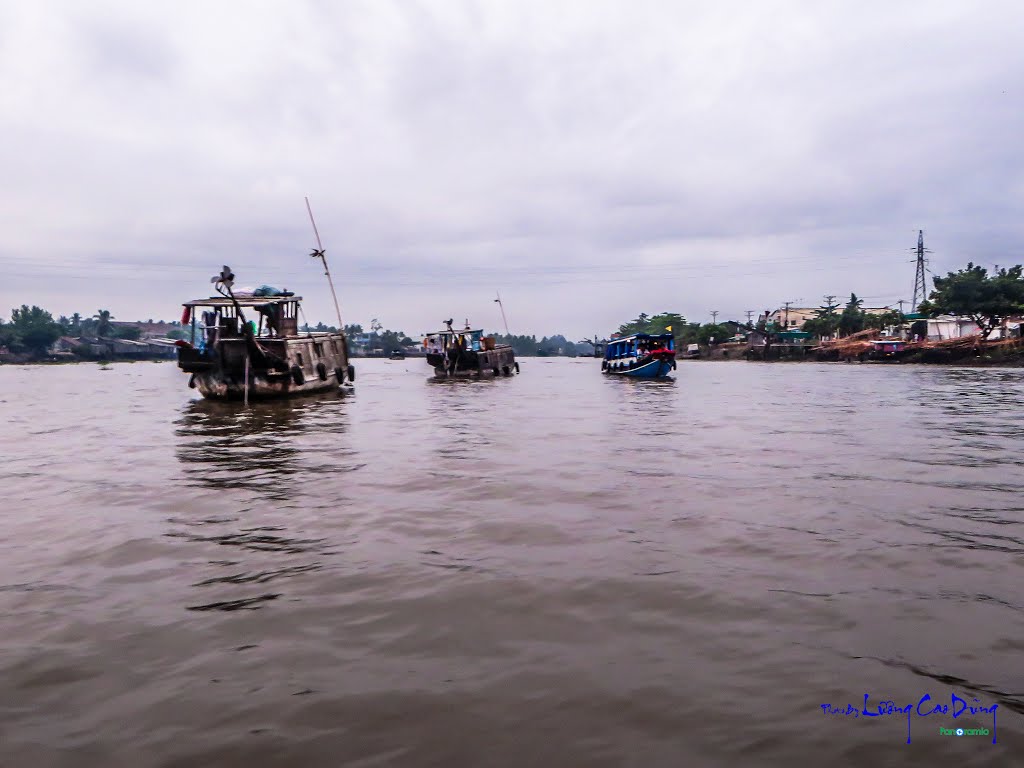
745 310 755 327
897 299 906 315
783 301 794 328
710 310 719 325
911 229 932 312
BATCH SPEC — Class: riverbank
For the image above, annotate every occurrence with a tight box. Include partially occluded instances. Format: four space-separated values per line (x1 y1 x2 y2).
682 336 1024 366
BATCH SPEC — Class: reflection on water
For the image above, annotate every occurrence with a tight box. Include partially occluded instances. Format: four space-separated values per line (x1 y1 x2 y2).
174 392 351 498
167 392 353 612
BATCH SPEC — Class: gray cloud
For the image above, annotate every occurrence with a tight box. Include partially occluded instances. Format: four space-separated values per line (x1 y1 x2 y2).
1 0 1023 336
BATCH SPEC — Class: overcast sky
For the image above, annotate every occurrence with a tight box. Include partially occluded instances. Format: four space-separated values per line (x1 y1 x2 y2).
2 0 1022 338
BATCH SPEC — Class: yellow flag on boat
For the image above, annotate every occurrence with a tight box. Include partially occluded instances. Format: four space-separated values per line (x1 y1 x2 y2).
666 325 672 332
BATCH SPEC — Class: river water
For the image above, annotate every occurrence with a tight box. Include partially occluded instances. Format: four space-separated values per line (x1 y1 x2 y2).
1 358 1022 767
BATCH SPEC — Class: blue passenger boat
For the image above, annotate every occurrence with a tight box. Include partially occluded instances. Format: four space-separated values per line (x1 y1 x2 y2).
602 333 676 378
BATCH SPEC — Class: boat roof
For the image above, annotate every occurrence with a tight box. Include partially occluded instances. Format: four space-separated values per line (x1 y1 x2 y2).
609 333 673 342
427 328 483 335
183 296 302 308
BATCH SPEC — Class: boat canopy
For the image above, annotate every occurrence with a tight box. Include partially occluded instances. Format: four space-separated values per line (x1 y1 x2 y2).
183 295 302 308
182 295 303 341
425 328 485 352
604 333 674 360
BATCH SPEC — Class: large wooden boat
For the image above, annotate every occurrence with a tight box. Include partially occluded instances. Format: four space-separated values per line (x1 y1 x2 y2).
176 266 354 400
602 333 676 378
424 320 519 377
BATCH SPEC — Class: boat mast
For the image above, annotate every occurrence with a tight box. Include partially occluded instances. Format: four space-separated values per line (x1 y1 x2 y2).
494 292 510 335
305 197 345 331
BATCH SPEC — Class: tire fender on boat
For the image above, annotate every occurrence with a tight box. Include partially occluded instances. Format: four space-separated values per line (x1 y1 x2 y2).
347 364 356 382
291 365 305 386
514 362 520 373
316 362 328 381
335 367 345 383
188 373 196 389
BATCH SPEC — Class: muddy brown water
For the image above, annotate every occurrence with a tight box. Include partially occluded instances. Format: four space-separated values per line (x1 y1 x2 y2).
1 359 1022 767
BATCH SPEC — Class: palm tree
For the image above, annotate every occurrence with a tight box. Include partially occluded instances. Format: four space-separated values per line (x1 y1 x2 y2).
94 309 114 337
70 313 82 333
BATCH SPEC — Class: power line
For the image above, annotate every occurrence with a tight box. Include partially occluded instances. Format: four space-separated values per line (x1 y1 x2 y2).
0 248 911 278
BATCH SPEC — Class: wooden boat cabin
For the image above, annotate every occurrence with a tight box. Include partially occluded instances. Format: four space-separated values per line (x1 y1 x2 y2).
423 321 519 377
176 281 353 400
602 333 676 378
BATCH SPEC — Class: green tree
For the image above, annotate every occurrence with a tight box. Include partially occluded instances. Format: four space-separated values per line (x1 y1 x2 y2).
70 313 82 333
696 323 733 345
802 296 841 339
491 333 539 355
10 305 61 356
615 311 687 349
537 334 579 356
377 329 409 354
928 263 1024 338
647 312 685 334
0 319 15 350
865 309 905 331
617 312 651 336
838 293 865 336
94 309 114 337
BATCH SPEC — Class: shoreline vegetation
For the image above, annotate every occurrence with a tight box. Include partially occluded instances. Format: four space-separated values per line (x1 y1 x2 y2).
4 260 1024 367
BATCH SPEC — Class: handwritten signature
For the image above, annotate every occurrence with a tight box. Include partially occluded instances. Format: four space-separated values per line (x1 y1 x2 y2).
821 693 998 744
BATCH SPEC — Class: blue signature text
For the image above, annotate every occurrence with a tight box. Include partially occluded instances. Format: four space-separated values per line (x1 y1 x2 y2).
820 692 998 744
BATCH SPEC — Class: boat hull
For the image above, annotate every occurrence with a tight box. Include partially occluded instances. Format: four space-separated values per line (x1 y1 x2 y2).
426 346 518 377
190 371 344 400
603 357 675 378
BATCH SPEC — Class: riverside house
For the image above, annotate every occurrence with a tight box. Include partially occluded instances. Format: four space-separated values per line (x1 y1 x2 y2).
766 306 894 329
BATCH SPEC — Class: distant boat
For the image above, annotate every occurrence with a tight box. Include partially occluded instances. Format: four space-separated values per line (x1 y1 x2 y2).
602 333 676 378
424 319 519 377
389 349 405 360
176 266 354 400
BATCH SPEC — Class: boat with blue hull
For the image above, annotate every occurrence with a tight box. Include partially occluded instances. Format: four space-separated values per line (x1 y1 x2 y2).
602 333 676 378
